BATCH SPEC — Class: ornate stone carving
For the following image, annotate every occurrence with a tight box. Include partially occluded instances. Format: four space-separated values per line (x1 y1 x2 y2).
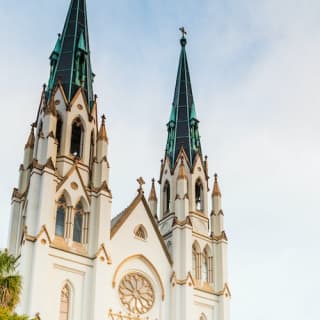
119 273 154 314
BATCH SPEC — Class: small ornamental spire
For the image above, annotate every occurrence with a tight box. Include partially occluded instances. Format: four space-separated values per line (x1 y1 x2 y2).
148 178 158 202
212 173 222 197
98 114 108 142
137 177 145 194
25 123 36 149
177 157 188 180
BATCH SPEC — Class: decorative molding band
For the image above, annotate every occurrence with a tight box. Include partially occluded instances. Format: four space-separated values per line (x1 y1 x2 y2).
170 271 194 287
171 215 193 228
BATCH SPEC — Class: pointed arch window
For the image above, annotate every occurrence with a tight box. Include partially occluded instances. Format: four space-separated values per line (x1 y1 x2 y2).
192 242 201 281
73 202 84 243
56 114 63 153
202 251 209 283
55 196 66 237
195 179 204 212
59 284 70 320
70 118 83 158
89 130 95 169
163 181 170 215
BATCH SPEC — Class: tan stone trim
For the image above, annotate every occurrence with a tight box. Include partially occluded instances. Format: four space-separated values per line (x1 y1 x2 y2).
211 230 228 241
171 271 195 287
189 211 209 221
69 87 93 121
112 254 165 301
56 163 91 204
110 193 173 265
172 215 192 227
24 225 52 244
95 243 112 264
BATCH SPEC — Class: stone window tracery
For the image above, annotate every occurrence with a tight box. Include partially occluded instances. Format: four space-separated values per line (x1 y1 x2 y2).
119 273 154 315
73 202 83 243
55 196 66 237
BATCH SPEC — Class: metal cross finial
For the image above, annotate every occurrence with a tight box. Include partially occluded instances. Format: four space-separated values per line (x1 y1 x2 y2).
179 26 187 37
137 177 145 193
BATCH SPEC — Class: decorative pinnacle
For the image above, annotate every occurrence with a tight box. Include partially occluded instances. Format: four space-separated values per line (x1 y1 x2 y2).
98 114 108 142
212 173 222 197
137 177 145 193
25 123 36 149
148 178 158 202
179 27 187 47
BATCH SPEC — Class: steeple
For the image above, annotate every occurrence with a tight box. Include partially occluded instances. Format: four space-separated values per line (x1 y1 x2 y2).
47 0 94 108
165 29 202 168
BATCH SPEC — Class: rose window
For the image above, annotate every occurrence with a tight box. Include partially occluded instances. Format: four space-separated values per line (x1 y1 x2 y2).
119 273 154 314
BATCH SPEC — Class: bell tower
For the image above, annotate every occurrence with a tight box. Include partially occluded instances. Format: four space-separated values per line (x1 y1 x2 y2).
8 1 112 319
158 31 230 320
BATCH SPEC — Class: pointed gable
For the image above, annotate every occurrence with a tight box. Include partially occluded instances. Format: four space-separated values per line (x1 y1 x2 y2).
111 193 172 265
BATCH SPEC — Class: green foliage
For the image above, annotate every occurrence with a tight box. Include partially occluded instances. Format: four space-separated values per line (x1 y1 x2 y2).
0 250 22 312
0 306 29 319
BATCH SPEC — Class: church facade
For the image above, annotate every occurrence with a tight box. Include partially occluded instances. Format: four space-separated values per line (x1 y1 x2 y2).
7 1 231 320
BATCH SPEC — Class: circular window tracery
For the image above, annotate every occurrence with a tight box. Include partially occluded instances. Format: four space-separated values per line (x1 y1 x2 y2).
119 273 154 314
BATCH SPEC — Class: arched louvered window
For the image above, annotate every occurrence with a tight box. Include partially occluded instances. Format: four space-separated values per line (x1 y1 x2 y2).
55 196 66 237
56 114 63 153
59 284 70 320
73 202 83 243
70 118 83 158
163 181 170 215
195 179 204 211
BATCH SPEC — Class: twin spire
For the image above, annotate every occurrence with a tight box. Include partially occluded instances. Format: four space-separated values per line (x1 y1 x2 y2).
46 1 202 169
165 30 202 168
47 0 94 108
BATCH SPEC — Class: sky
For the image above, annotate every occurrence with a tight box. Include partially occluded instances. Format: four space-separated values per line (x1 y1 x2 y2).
0 0 320 319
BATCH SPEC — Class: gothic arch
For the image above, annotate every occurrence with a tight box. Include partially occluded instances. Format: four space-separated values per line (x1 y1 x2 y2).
195 178 204 212
56 189 72 207
56 112 63 153
59 281 73 320
203 244 213 283
112 254 165 301
200 313 207 320
70 116 85 158
163 180 170 215
192 241 201 280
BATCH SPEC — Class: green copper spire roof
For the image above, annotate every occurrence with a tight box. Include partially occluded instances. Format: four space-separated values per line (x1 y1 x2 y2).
165 31 202 168
47 0 94 107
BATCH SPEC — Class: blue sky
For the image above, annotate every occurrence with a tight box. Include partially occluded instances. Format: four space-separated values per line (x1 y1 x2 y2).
1 1 320 319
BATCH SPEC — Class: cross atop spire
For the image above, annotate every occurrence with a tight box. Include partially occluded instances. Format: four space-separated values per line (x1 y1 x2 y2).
165 32 202 168
47 0 94 108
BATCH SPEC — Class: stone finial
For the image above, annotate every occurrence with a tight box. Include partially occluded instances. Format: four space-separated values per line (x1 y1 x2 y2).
137 177 145 193
24 123 36 149
212 173 221 197
148 178 158 202
97 114 108 142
